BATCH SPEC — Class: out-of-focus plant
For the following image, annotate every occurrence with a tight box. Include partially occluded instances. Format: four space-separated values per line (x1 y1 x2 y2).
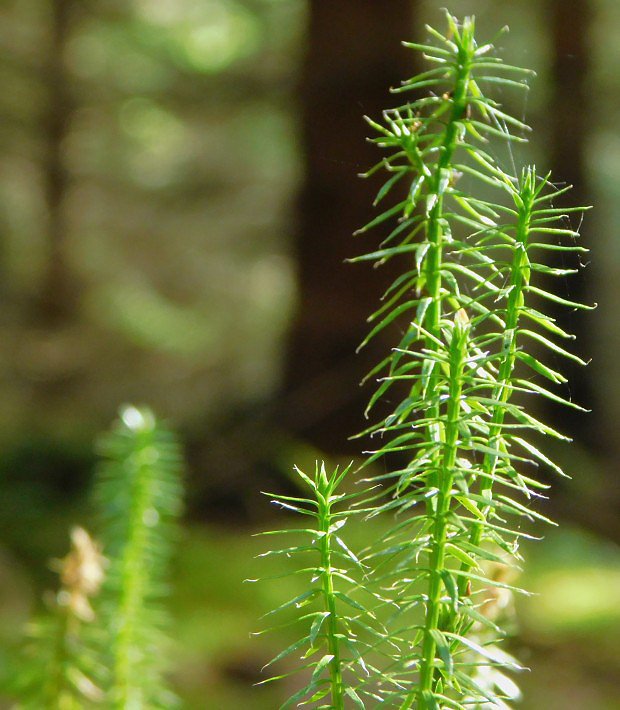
95 406 183 708
258 11 591 709
10 527 106 708
7 406 183 709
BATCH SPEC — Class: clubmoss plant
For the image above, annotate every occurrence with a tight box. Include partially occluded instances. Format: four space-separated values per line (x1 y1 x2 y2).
253 462 385 709
260 11 591 709
8 405 184 709
95 405 183 708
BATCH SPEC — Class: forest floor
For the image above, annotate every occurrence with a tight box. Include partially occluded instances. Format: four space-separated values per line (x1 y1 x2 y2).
1 520 619 709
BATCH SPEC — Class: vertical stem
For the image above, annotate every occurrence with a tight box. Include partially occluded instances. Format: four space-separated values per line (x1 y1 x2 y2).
423 50 471 342
402 319 469 709
399 23 475 709
457 175 534 596
419 38 473 501
112 429 152 708
97 408 182 707
318 490 344 710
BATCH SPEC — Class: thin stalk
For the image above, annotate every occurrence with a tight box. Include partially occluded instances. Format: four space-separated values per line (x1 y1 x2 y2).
403 23 474 708
112 429 152 708
423 46 473 345
421 35 473 367
413 25 475 549
317 487 344 710
457 171 535 596
401 315 469 709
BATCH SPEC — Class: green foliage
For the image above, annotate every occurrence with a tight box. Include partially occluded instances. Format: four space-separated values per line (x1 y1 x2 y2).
260 11 590 709
95 406 184 708
6 406 184 709
253 462 384 709
8 527 106 709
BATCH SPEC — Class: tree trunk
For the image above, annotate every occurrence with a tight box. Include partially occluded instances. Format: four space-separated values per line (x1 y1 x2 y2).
545 0 597 445
38 0 77 324
544 0 620 540
281 0 418 452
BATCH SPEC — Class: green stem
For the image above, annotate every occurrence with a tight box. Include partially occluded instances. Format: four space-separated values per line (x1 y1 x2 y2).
418 38 473 515
318 494 344 710
402 319 469 710
395 28 476 710
457 173 534 596
423 67 471 340
112 428 155 708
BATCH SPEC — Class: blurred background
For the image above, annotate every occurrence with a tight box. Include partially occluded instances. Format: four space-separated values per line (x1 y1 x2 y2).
0 0 619 707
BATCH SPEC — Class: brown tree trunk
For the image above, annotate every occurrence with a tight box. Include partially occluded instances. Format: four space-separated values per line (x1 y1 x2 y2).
545 0 597 444
544 0 620 540
281 0 419 452
38 0 77 324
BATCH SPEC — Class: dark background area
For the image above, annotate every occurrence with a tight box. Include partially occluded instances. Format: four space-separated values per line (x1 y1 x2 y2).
0 1 619 707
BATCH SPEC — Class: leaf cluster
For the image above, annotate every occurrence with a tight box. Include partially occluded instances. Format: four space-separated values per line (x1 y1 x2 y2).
260 11 591 710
